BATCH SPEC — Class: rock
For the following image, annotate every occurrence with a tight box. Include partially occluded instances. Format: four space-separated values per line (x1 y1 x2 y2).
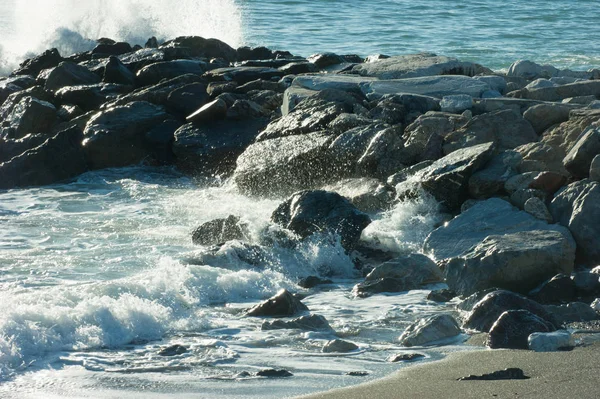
524 197 553 223
12 48 63 77
102 56 135 85
592 298 600 312
529 274 577 304
226 99 267 120
507 60 558 80
388 353 425 362
572 271 600 296
1 96 56 139
191 215 247 246
399 314 461 347
322 339 359 353
414 142 495 210
233 132 335 196
468 150 522 198
246 289 308 317
55 83 132 112
136 60 207 87
504 172 539 194
427 289 457 302
92 41 132 56
327 113 372 135
528 171 568 195
158 344 188 356
563 126 600 179
387 161 434 186
550 180 600 264
321 178 394 213
271 190 371 250
45 62 101 92
166 83 209 115
508 80 600 102
107 74 204 108
0 127 88 189
545 302 599 324
354 254 443 296
144 119 180 164
515 142 568 174
204 67 284 85
487 309 556 349
186 98 227 123
255 369 293 378
297 276 333 289
528 330 574 352
161 36 237 62
235 79 284 94
526 78 557 90
443 109 537 155
261 314 333 331
236 46 277 61
350 53 491 79
464 290 558 332
307 53 346 69
591 155 600 182
541 109 600 158
82 101 168 169
354 125 409 179
510 188 547 210
440 94 472 113
459 368 530 381
0 134 48 163
523 103 574 135
173 118 267 176
362 75 492 100
278 61 318 75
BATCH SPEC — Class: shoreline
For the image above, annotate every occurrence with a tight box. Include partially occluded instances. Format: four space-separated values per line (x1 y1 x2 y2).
297 340 600 399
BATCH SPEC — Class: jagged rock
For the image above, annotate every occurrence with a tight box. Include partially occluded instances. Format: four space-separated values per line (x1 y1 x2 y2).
353 254 443 296
0 127 87 189
92 42 132 56
443 109 537 154
247 90 282 112
1 96 56 139
413 142 495 210
487 309 556 349
246 289 308 317
271 190 371 250
82 101 168 169
468 150 522 198
57 104 84 121
354 125 410 179
166 83 209 115
279 61 318 75
261 314 333 331
459 368 529 381
321 178 394 213
12 48 63 77
0 134 48 163
107 74 204 107
523 103 574 135
563 125 600 179
103 56 135 85
55 83 132 111
322 339 358 353
45 62 101 92
350 53 491 79
515 142 569 174
440 94 472 113
524 197 553 223
144 119 181 164
545 302 599 324
528 171 568 195
161 36 237 62
186 98 227 123
387 161 434 186
226 99 267 120
204 67 284 85
192 215 246 246
550 180 600 264
307 53 346 69
399 314 461 347
528 330 574 352
173 118 266 176
541 109 600 158
136 60 207 87
591 155 600 182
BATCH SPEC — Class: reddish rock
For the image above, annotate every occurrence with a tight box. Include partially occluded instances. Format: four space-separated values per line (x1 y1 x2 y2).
529 171 568 194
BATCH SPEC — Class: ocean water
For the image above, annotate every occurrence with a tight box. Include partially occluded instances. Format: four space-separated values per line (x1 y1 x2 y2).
0 0 598 397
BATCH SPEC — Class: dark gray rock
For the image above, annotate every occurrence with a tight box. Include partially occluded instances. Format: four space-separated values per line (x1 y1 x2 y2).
0 134 48 163
487 309 556 349
544 302 599 324
459 368 529 381
529 274 577 304
279 62 318 75
255 369 293 378
45 62 101 92
321 177 394 213
246 289 309 317
523 103 575 135
108 74 204 108
92 42 132 56
55 83 132 111
12 48 63 77
204 67 284 85
427 289 457 302
272 190 371 250
1 96 56 139
136 60 207 87
191 215 247 246
166 83 209 115
468 150 522 198
161 36 237 62
399 314 462 347
226 99 267 120
563 125 600 179
261 314 333 331
297 276 333 289
103 56 135 85
158 344 187 357
186 98 227 123
464 290 558 332
590 154 600 182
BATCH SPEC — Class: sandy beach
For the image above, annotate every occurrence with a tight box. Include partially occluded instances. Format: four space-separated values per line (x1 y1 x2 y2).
298 341 600 399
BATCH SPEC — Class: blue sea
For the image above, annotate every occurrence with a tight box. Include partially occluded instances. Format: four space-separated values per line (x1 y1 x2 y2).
0 1 598 398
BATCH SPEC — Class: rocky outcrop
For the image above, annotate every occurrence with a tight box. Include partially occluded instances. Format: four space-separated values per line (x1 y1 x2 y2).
399 314 462 347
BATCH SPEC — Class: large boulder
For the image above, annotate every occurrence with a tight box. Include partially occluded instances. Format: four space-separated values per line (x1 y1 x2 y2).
108 74 204 108
103 56 136 86
487 309 556 349
55 83 132 111
45 62 101 92
321 177 394 213
541 109 600 158
514 142 568 174
12 48 63 77
362 75 492 100
443 109 538 154
399 314 462 347
271 190 371 250
135 60 207 87
161 36 237 62
0 127 87 189
508 80 600 102
350 53 492 79
246 289 308 317
468 150 522 198
173 118 268 176
81 101 169 169
1 96 56 139
261 314 333 331
550 180 600 264
204 67 284 85
563 125 600 179
523 103 575 135
191 215 247 246
166 82 209 115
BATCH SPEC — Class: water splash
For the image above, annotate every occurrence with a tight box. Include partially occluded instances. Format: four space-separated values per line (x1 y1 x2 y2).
0 0 243 75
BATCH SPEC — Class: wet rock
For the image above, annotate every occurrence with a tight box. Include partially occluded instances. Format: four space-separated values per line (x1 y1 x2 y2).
12 48 63 77
255 369 293 378
173 118 267 176
279 61 318 75
524 197 553 223
307 53 346 69
271 190 371 251
144 119 180 164
413 142 495 210
0 127 88 189
261 314 333 331
166 82 209 115
350 53 491 79
158 344 188 356
354 125 410 179
387 161 434 186
529 274 577 304
321 178 394 213
354 254 443 296
297 276 333 289
591 155 600 182
57 104 83 121
0 134 48 163
573 271 600 296
388 353 425 362
207 81 238 97
523 103 574 135
45 61 101 92
427 289 457 302
204 67 284 85
464 290 558 332
136 60 207 87
226 99 267 120
55 83 132 111
346 371 369 377
459 368 529 381
191 215 247 246
82 101 168 169
443 109 537 154
322 339 358 353
1 96 56 139
487 309 556 349
161 36 237 62
550 180 600 264
468 150 522 198
546 302 598 325
399 314 461 347
92 41 132 56
236 46 277 61
246 289 308 317
103 56 135 85
186 98 227 123
440 94 472 113
107 74 204 108
563 125 600 179
528 330 574 352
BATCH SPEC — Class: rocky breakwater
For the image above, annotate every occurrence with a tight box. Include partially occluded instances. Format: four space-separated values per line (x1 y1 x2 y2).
2 39 600 355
